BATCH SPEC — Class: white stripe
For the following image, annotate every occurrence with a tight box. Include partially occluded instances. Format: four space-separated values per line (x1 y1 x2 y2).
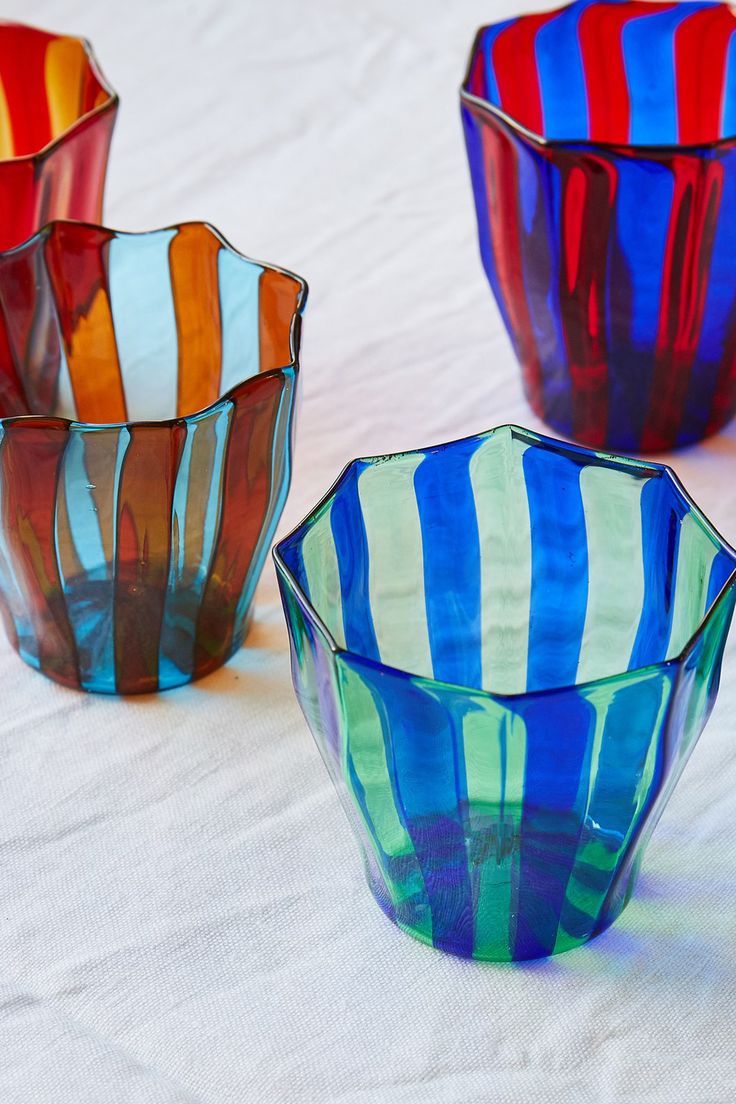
358 454 433 677
667 510 719 660
577 465 646 684
301 500 344 648
469 428 532 695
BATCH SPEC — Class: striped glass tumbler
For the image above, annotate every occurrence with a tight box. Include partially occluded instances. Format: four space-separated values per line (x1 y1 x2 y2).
275 425 736 960
462 0 736 451
0 221 306 693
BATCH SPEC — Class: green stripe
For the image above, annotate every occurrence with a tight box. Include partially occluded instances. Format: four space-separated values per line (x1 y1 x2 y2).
463 701 527 960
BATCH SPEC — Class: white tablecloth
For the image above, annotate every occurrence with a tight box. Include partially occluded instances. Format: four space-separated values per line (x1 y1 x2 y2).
3 1 736 1100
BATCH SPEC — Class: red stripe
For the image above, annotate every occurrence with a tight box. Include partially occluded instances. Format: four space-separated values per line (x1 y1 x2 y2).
476 112 545 419
557 154 618 448
640 157 724 452
193 373 285 678
491 13 557 136
0 419 79 686
0 26 54 156
578 3 635 144
675 5 734 145
467 36 487 100
113 424 186 694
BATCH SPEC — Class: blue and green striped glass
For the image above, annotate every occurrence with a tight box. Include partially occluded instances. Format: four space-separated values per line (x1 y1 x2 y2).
274 425 736 961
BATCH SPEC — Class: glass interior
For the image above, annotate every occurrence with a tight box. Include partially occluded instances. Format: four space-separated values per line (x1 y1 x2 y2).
0 223 303 423
281 426 736 695
465 0 736 146
0 25 112 159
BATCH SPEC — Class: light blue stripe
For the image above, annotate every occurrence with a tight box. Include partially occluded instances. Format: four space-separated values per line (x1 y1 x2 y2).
59 427 130 693
0 425 37 664
108 230 178 421
157 405 232 687
158 423 196 687
62 431 107 574
218 249 263 392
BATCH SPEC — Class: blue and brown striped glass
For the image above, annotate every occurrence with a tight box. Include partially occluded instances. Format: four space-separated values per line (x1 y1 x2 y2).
462 0 736 451
275 426 736 960
0 220 306 693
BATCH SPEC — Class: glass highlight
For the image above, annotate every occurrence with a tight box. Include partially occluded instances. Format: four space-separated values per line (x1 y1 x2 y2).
275 425 736 960
0 220 307 694
0 22 118 250
461 0 736 451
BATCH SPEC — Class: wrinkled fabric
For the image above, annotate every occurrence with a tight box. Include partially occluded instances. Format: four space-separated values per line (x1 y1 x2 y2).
1 1 736 1101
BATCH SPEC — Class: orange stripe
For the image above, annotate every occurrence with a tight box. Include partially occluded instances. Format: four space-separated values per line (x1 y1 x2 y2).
65 286 127 422
258 269 300 372
170 224 223 417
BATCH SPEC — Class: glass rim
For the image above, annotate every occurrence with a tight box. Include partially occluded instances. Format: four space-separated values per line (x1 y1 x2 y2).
0 218 309 432
274 423 736 703
460 3 736 157
0 21 119 166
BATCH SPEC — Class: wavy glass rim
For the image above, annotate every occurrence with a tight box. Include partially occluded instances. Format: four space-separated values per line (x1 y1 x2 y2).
0 22 119 166
274 424 736 703
459 1 736 156
0 218 309 432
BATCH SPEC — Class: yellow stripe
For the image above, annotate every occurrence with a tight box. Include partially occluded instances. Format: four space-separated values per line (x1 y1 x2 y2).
44 37 86 139
0 73 14 159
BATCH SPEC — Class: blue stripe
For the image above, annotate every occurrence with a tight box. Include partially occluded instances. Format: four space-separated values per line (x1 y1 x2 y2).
512 692 594 959
523 448 589 691
559 671 671 942
722 29 736 137
461 106 517 347
479 21 515 107
374 669 474 957
535 3 588 140
706 546 736 611
330 463 380 662
622 6 681 146
539 164 574 436
605 158 674 449
414 441 481 688
629 477 688 670
680 162 736 445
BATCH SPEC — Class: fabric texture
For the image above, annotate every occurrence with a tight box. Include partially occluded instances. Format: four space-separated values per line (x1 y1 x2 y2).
2 1 736 1100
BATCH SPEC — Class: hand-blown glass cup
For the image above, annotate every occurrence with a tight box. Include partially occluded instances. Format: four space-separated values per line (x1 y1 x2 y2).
275 425 736 960
0 22 117 250
461 0 736 452
0 220 306 694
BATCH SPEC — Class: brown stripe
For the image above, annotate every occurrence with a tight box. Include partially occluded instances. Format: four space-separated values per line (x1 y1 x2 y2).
113 423 186 693
43 224 127 423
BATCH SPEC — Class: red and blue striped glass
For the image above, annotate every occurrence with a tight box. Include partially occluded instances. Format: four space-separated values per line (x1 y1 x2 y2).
462 0 736 451
275 426 736 960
